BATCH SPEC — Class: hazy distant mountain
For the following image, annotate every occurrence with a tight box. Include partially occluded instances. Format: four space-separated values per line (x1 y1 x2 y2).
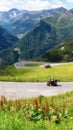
69 8 73 13
0 7 67 36
15 10 73 60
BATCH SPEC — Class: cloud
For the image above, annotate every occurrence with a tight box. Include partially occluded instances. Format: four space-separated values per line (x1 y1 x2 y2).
0 0 50 11
18 0 66 10
23 0 50 11
67 0 73 2
0 0 13 11
50 0 66 9
0 0 66 11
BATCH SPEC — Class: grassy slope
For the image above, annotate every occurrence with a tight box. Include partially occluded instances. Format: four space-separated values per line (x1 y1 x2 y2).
0 63 73 82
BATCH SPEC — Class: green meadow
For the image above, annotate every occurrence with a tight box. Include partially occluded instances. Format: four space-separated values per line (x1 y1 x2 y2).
0 91 73 130
24 63 42 67
0 63 73 82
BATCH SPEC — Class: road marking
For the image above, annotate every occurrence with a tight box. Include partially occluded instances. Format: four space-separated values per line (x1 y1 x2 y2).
27 89 37 92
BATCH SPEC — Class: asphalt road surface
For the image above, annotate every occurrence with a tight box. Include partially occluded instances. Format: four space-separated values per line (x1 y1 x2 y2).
0 82 73 100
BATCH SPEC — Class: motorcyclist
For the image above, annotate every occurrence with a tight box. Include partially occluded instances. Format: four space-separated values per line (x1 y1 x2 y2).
47 78 57 86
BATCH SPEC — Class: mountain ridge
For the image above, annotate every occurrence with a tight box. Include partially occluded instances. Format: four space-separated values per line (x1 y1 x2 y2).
0 7 67 36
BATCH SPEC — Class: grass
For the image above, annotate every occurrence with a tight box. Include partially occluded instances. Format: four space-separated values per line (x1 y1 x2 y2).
0 91 73 129
0 63 73 82
25 63 42 67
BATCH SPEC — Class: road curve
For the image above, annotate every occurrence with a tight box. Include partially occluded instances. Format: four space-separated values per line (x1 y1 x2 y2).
15 61 73 68
0 82 73 100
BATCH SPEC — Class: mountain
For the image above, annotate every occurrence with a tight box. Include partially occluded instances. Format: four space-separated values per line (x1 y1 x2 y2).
0 26 19 68
15 10 73 60
69 8 73 13
37 39 73 62
0 26 18 50
0 48 19 68
0 7 67 36
15 20 57 59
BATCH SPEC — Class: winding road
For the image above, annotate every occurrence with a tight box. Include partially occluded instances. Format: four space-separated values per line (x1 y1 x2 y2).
14 61 73 68
0 82 73 100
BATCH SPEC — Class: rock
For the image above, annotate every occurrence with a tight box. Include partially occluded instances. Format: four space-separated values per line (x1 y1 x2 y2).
44 64 51 68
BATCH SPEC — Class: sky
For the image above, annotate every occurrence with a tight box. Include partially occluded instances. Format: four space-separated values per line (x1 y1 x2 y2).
0 0 73 11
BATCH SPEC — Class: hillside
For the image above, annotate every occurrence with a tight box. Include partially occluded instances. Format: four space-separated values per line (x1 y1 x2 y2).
0 26 18 50
0 26 19 68
37 39 73 62
15 10 73 60
15 20 57 60
0 48 19 68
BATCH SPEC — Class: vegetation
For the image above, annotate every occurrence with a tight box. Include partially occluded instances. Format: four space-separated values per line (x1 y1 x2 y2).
0 49 19 69
0 25 19 68
15 20 58 60
37 39 73 62
1 8 73 68
0 63 73 82
0 25 18 51
25 63 42 67
0 91 73 129
15 10 73 60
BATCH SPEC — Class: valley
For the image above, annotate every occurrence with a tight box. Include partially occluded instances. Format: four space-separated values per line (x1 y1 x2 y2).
0 7 73 73
0 7 73 68
0 5 73 130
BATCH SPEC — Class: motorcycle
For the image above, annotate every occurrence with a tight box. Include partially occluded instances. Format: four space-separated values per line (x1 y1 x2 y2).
47 79 58 86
